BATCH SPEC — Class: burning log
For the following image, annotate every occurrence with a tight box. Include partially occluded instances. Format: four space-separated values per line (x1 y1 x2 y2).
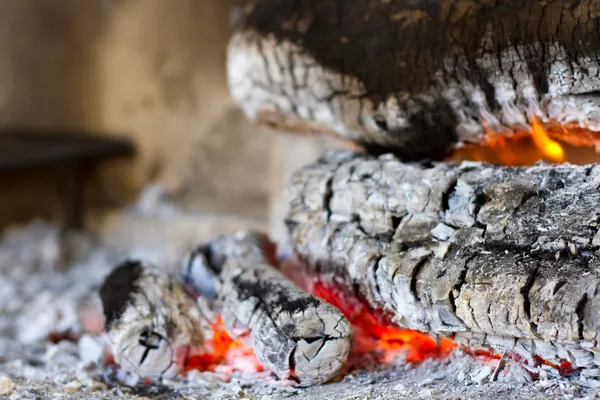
285 150 600 371
182 230 352 386
99 260 209 378
228 0 600 160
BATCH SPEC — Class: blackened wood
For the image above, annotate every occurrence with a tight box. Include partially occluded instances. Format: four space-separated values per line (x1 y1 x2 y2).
286 150 600 369
100 260 144 329
228 0 600 159
100 260 208 379
183 230 351 386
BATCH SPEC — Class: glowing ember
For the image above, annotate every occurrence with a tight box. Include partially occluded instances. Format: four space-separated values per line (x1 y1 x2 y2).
277 259 580 378
46 331 79 344
176 256 581 379
277 259 455 365
309 279 456 365
183 316 263 373
449 117 600 165
534 356 576 377
461 348 577 378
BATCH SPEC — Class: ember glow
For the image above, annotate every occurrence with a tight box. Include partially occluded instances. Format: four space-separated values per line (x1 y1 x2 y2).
461 348 577 379
530 116 565 162
449 117 600 165
309 279 456 365
535 357 575 377
176 255 577 380
276 259 456 366
276 259 583 379
278 261 454 365
183 316 263 374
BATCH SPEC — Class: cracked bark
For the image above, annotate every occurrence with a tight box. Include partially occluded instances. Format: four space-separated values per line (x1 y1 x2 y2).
100 260 209 379
286 150 600 370
228 0 600 159
182 230 351 386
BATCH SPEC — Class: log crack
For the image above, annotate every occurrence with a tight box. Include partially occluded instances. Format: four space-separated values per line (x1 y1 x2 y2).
575 293 588 341
520 264 540 338
286 151 600 357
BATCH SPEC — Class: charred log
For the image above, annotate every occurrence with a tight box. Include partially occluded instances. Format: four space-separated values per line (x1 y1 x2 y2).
100 260 209 379
285 150 600 369
455 332 600 377
228 0 600 159
182 230 351 386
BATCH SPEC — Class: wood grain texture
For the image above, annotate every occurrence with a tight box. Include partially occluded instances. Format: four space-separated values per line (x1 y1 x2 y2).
100 260 208 378
286 150 600 369
228 0 600 158
183 230 351 386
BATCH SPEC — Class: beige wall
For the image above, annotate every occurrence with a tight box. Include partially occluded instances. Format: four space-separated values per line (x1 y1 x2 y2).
0 1 102 129
0 0 274 227
0 0 352 245
0 0 103 224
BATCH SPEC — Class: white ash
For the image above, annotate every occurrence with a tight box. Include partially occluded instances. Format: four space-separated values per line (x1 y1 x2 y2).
2 251 117 342
101 183 267 273
128 184 184 219
0 220 61 276
0 221 116 342
0 375 16 396
77 335 106 365
101 261 210 379
0 222 600 399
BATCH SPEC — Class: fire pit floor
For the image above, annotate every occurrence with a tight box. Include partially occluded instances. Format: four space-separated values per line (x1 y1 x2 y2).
1 354 598 400
1 220 599 399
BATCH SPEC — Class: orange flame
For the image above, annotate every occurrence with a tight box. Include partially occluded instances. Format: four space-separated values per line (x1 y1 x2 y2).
530 116 565 163
183 316 264 373
450 116 573 166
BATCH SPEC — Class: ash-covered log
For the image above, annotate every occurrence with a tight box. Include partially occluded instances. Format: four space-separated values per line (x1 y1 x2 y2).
285 150 600 370
228 0 600 159
99 260 209 379
183 230 352 386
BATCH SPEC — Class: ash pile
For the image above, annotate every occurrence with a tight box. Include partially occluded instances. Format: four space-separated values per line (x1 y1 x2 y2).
0 191 289 399
0 215 598 399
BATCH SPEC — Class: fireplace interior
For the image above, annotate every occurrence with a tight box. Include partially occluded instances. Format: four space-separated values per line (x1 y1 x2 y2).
3 1 600 399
